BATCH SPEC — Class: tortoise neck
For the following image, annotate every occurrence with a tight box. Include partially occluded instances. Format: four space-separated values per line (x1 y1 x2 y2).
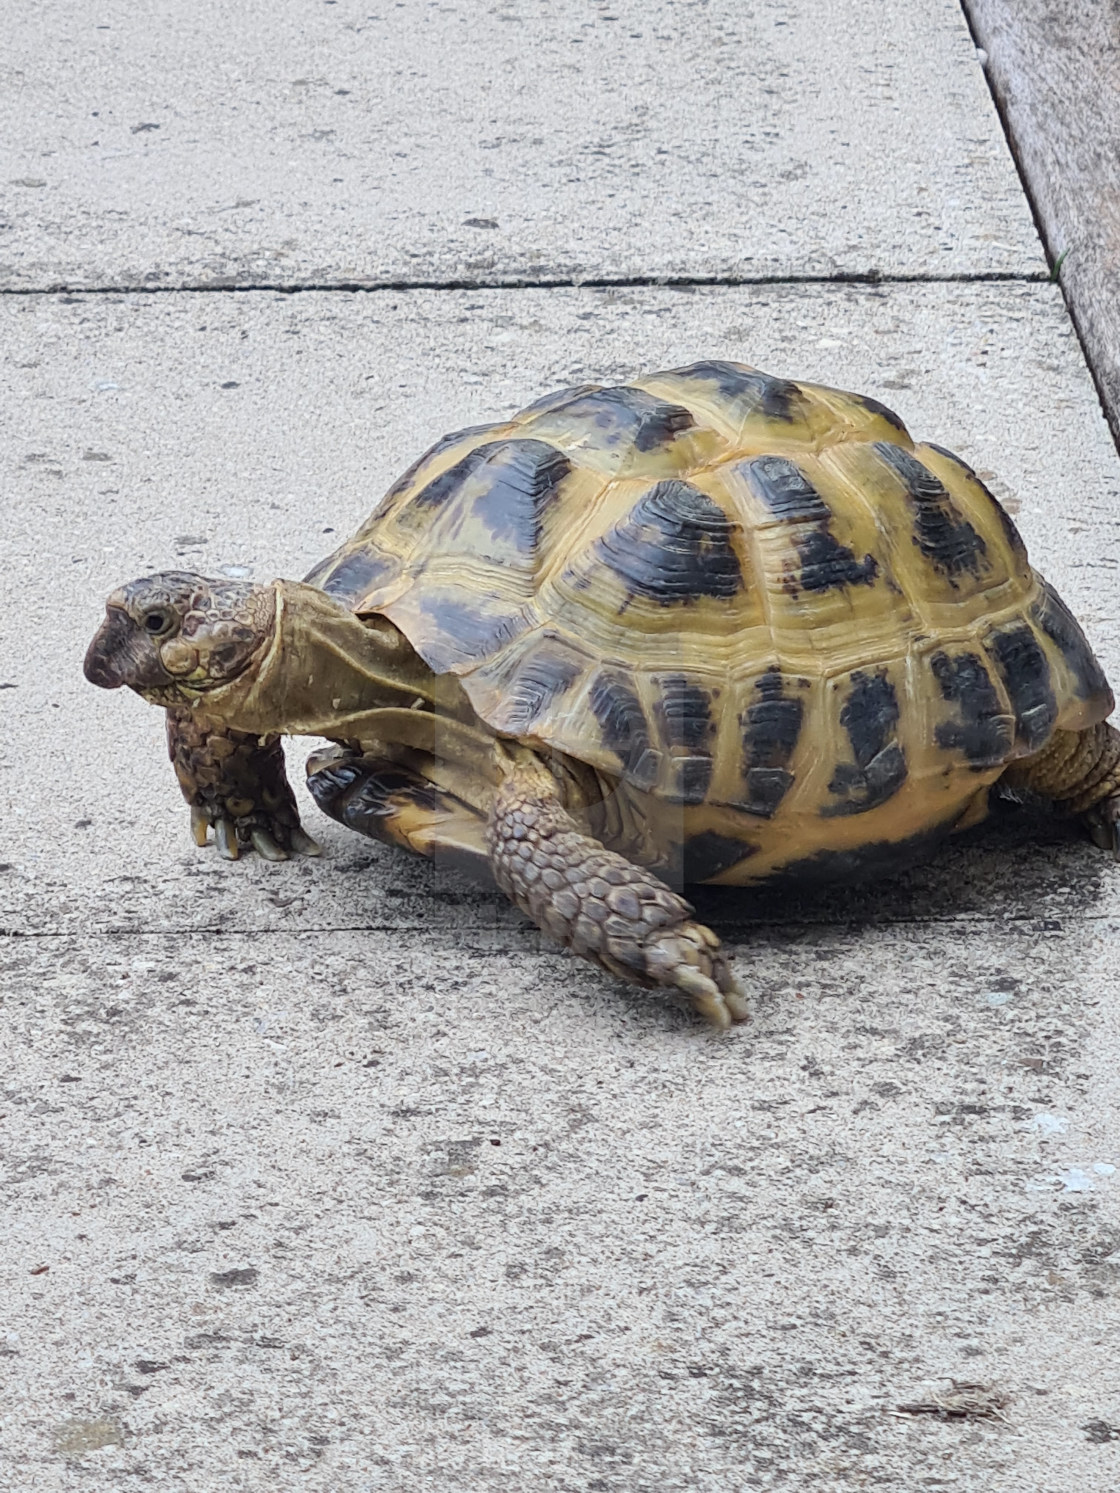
195 580 444 737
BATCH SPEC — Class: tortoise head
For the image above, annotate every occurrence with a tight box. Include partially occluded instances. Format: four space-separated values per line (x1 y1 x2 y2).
84 572 277 705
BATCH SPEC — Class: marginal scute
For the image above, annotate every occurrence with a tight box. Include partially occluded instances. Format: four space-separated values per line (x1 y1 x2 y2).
588 671 658 789
822 669 909 817
403 591 530 673
985 622 1058 750
1032 581 1112 707
654 674 715 751
477 636 586 735
739 668 805 818
930 650 1013 767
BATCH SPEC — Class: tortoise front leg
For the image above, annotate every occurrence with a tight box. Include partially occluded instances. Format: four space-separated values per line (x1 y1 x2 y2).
485 749 748 1029
167 707 321 861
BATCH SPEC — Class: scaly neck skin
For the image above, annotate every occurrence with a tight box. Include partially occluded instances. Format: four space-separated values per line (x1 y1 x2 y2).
193 580 449 738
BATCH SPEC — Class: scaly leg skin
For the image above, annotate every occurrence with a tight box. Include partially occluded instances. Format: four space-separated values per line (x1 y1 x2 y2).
166 707 321 862
485 748 749 1029
1005 720 1120 862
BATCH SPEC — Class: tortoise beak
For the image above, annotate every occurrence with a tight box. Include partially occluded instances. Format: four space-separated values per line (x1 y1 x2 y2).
84 603 163 691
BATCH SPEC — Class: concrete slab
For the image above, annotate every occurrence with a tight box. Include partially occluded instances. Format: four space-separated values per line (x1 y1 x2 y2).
4 283 1120 1491
3 282 1118 937
4 922 1120 1490
0 0 1043 289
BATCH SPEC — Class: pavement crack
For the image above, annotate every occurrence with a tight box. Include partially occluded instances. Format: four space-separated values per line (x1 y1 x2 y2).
0 269 1051 297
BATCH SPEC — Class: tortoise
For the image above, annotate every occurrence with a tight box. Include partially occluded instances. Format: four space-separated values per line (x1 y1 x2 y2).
84 360 1120 1028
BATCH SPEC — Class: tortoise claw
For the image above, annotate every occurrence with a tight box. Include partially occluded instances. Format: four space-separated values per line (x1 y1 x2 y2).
290 826 323 857
214 816 240 861
250 827 289 862
673 965 750 1029
1084 796 1120 862
190 808 321 862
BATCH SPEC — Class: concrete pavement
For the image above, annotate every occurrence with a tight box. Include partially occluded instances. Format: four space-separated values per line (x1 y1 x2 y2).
3 3 1120 1491
2 0 1040 288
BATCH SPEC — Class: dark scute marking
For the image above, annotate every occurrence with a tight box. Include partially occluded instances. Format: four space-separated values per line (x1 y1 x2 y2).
768 824 956 886
670 756 713 806
589 672 656 788
383 423 496 502
987 623 1058 750
654 676 714 805
311 546 399 603
745 456 878 592
678 830 756 883
840 670 898 765
743 766 794 818
746 455 830 522
740 667 804 818
410 444 492 510
824 745 907 816
874 441 988 579
925 441 975 477
542 385 695 453
823 669 908 816
1032 582 1111 703
930 650 1013 767
923 443 1028 562
468 439 572 553
667 361 804 421
496 646 583 733
594 480 742 605
418 593 526 670
307 759 444 838
790 528 879 593
856 394 908 434
654 676 714 750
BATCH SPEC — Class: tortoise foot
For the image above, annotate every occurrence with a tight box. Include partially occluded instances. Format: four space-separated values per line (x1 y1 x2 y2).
168 708 322 862
486 749 749 1029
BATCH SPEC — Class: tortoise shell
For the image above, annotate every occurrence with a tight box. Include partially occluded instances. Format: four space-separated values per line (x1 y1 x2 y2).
304 360 1113 883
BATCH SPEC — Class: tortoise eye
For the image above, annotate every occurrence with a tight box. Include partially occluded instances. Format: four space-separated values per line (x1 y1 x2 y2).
143 610 172 635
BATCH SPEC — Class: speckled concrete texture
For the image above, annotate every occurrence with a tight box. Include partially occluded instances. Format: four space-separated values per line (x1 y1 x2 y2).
0 0 1042 289
4 285 1120 1489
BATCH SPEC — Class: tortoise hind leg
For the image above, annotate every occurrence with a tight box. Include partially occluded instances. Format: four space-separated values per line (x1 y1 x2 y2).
305 747 492 878
1004 721 1120 860
485 747 748 1029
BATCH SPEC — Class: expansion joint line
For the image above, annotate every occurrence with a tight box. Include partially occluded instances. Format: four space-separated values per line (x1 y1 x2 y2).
0 270 1050 297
